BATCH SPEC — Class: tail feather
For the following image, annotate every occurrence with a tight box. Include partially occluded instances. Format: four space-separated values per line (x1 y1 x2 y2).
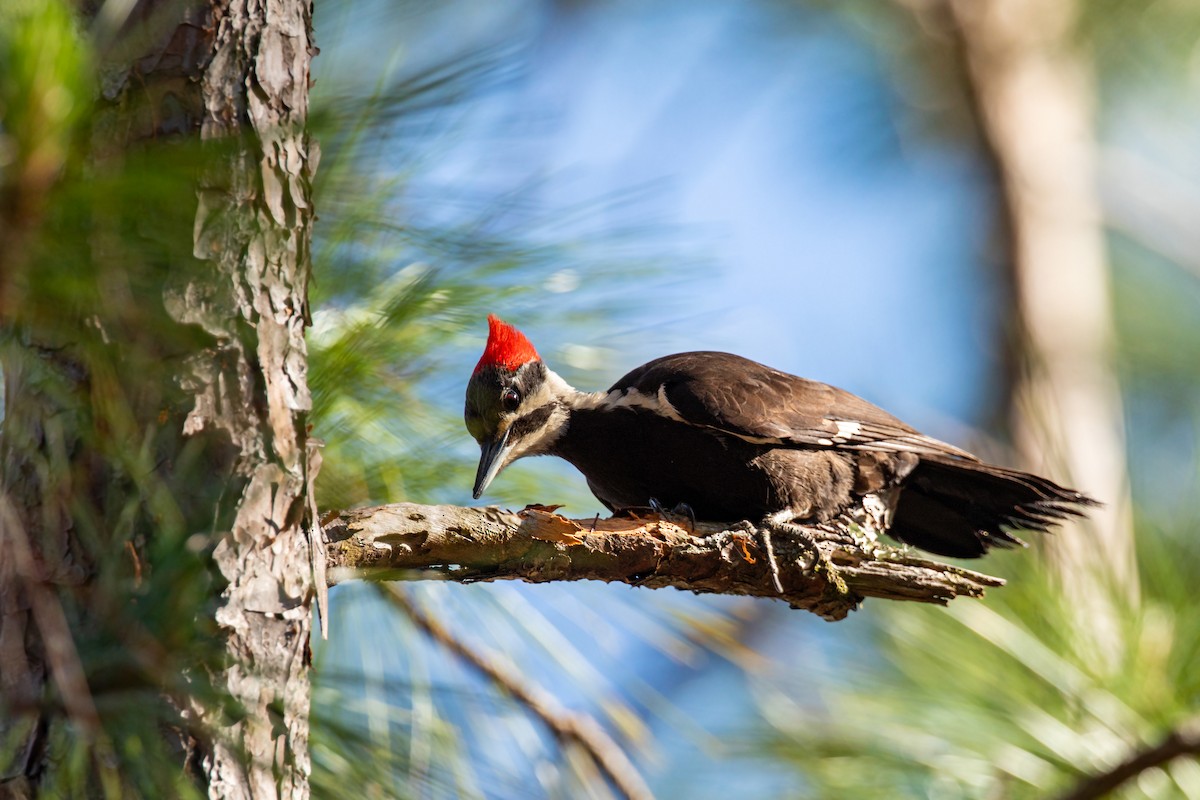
888 458 1098 558
889 490 1024 558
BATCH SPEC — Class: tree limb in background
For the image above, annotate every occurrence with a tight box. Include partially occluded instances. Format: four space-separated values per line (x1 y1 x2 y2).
938 0 1136 613
324 504 1004 621
1057 717 1200 800
385 586 654 800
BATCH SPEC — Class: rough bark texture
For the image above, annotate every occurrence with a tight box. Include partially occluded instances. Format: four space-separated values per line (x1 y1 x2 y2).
179 0 319 796
1 0 318 796
324 504 1004 621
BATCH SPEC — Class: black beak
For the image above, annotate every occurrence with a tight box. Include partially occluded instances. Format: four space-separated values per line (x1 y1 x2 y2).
472 429 512 499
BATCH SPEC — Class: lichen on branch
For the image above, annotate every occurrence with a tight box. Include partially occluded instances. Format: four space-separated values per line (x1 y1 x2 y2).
324 503 1004 621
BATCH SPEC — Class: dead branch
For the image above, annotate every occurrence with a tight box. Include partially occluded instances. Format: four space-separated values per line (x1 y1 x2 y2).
324 504 1004 621
1056 717 1200 800
385 587 653 800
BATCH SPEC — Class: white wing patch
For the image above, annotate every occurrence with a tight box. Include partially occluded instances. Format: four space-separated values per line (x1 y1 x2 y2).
834 420 862 440
718 416 975 459
815 420 864 446
562 369 974 460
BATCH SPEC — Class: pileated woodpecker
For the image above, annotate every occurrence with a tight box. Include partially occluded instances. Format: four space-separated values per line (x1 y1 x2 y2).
464 315 1095 558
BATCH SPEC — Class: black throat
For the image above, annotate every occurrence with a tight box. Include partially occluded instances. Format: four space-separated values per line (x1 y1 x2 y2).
548 404 775 520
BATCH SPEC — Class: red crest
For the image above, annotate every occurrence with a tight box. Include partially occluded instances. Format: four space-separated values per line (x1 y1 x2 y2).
473 315 540 374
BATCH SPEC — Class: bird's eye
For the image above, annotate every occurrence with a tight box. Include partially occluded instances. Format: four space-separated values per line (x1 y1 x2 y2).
501 388 521 412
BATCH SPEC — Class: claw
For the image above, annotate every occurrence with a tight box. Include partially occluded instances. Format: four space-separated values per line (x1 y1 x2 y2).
760 527 785 594
646 498 697 533
671 502 697 532
758 514 848 596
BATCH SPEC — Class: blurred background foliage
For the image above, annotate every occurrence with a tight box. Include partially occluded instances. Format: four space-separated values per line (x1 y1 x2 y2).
3 0 1199 797
302 3 1200 798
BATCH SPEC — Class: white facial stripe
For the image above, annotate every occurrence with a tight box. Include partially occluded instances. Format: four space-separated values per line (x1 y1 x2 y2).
499 368 579 464
568 391 611 411
505 404 570 462
515 369 573 417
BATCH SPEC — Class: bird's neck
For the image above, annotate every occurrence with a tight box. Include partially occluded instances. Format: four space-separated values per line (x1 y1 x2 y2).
506 368 601 460
542 369 606 412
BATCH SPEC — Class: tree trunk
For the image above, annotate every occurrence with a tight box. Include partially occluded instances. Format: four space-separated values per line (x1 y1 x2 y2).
0 0 318 796
184 0 319 795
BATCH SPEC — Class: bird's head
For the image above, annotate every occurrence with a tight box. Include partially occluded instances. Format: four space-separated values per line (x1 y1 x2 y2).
464 315 571 499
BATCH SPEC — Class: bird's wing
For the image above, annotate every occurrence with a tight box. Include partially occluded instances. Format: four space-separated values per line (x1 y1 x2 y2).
608 351 978 462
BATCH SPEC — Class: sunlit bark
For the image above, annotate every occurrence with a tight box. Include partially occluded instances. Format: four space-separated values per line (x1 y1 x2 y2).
1 1 319 796
325 504 1007 621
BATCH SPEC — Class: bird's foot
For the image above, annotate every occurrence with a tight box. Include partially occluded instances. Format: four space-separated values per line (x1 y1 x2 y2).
646 498 697 533
760 512 848 596
832 500 890 553
759 524 785 595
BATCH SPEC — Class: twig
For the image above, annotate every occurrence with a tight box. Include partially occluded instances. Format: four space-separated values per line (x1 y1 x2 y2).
1056 718 1200 800
384 586 654 800
0 493 120 787
324 503 1004 621
0 495 102 734
759 528 784 595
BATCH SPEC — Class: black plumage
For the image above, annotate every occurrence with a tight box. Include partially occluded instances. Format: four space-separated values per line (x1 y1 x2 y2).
465 319 1097 559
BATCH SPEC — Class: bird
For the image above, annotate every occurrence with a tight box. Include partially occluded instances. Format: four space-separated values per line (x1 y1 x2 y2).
463 315 1096 558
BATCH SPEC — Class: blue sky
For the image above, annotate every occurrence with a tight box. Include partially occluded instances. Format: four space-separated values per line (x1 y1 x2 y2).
422 0 1000 429
312 0 1048 795
402 0 1010 514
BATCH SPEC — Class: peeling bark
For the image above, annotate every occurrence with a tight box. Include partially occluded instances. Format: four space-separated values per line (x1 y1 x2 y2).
181 0 319 796
324 505 1005 621
1 0 318 795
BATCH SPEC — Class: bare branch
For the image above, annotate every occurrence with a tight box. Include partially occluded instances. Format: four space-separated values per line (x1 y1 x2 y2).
385 587 654 800
324 504 1004 621
1057 717 1200 800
